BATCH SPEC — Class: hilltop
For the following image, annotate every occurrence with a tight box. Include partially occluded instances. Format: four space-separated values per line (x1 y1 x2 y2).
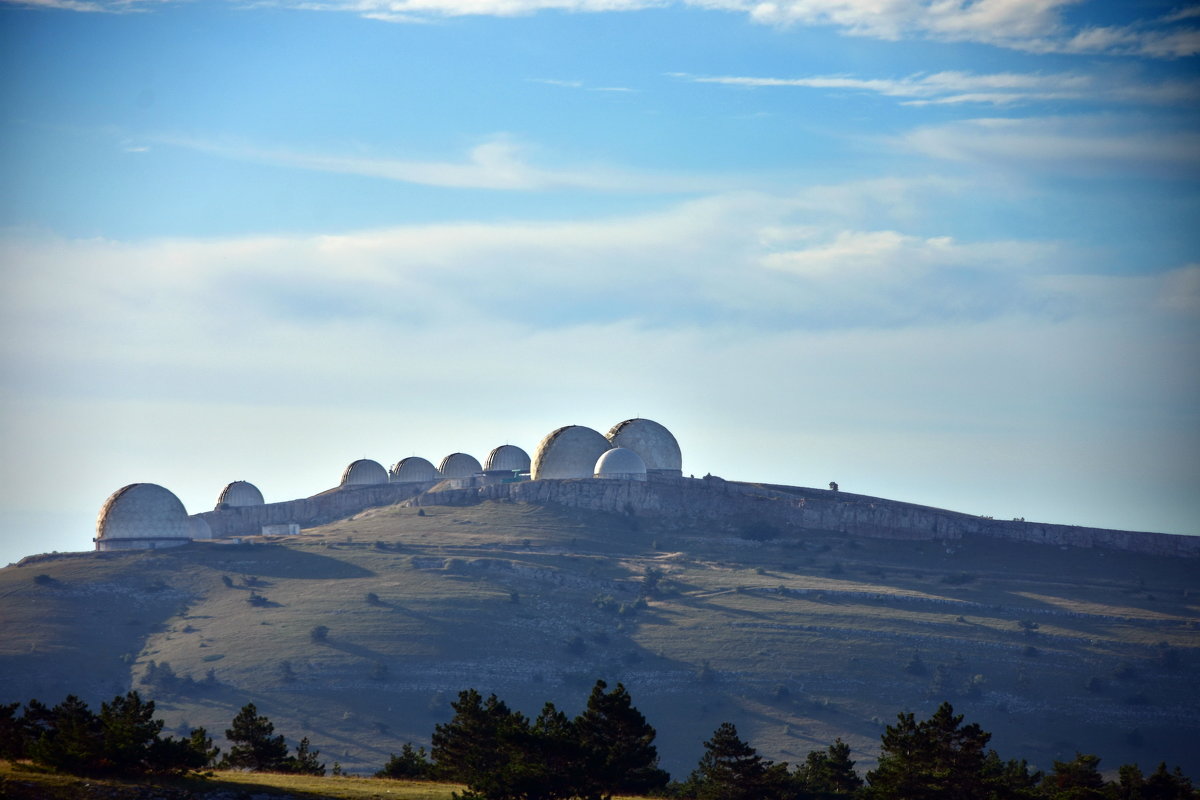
2 479 1198 780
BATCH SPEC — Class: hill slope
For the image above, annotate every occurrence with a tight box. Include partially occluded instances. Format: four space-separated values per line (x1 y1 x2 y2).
2 490 1198 779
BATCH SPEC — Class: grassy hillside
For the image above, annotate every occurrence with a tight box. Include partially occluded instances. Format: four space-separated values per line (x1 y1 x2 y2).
2 497 1198 780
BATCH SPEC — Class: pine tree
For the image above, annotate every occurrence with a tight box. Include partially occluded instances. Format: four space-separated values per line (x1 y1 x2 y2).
223 703 288 771
430 689 532 800
574 679 668 798
687 721 788 800
28 695 103 775
1143 762 1196 800
1043 752 1107 800
527 702 585 800
0 702 25 760
285 736 325 776
794 738 863 796
865 702 994 800
98 691 163 774
377 742 434 779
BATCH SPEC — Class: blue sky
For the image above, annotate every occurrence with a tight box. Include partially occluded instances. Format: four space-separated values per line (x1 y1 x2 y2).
1 0 1197 565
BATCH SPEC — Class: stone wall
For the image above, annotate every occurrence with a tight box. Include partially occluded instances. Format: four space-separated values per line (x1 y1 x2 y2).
415 476 1200 558
193 474 1199 558
192 481 435 538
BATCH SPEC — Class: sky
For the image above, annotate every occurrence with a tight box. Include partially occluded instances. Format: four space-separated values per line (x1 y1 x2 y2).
0 0 1197 567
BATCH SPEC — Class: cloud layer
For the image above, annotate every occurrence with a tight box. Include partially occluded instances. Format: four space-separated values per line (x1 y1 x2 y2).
6 0 1198 57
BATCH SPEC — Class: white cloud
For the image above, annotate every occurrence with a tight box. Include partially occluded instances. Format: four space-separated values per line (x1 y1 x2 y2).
3 189 1198 566
900 116 1200 177
149 133 720 193
13 0 1195 58
676 69 1200 106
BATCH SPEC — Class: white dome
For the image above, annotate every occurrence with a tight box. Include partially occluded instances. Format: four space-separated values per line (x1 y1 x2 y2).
606 418 682 475
340 459 389 487
188 515 213 540
485 444 531 472
216 480 265 509
96 484 191 543
532 425 612 480
594 447 647 481
390 456 440 483
439 453 483 478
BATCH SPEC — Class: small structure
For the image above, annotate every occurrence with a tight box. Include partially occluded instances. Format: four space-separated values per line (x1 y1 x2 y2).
606 418 682 477
439 453 483 479
340 459 389 487
95 483 192 551
594 447 647 481
531 425 612 480
390 456 440 483
215 480 265 509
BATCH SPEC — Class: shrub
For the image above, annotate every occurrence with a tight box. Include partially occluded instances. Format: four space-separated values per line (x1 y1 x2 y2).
377 742 433 779
310 625 329 643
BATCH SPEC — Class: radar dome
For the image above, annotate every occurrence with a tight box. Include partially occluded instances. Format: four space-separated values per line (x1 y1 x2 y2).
485 444 531 472
594 447 647 481
95 483 191 550
439 453 483 478
606 418 682 476
532 425 611 480
341 459 388 487
189 515 213 540
390 456 440 483
216 480 265 509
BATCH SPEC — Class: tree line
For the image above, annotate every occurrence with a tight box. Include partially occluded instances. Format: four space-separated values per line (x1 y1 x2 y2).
383 682 1197 800
2 682 1197 800
0 693 322 777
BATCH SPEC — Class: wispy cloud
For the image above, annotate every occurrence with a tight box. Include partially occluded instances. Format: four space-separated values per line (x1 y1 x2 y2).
900 116 1200 177
148 133 715 192
673 70 1200 107
528 78 636 92
11 0 1195 58
739 0 1200 58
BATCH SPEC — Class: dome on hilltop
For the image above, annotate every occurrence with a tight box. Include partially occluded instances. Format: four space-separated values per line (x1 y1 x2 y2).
215 480 265 509
95 484 191 550
340 459 388 487
439 453 483 478
531 425 611 480
594 447 647 481
390 456 440 483
189 515 213 540
485 444 531 472
606 418 682 476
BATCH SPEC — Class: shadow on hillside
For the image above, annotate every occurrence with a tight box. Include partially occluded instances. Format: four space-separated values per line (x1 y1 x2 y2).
318 638 389 661
182 545 376 580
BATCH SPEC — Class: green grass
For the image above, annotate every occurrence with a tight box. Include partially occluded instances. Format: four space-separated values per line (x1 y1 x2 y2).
2 498 1198 780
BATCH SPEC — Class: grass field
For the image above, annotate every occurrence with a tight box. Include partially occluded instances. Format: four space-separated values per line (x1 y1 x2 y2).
0 759 464 799
2 496 1197 780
